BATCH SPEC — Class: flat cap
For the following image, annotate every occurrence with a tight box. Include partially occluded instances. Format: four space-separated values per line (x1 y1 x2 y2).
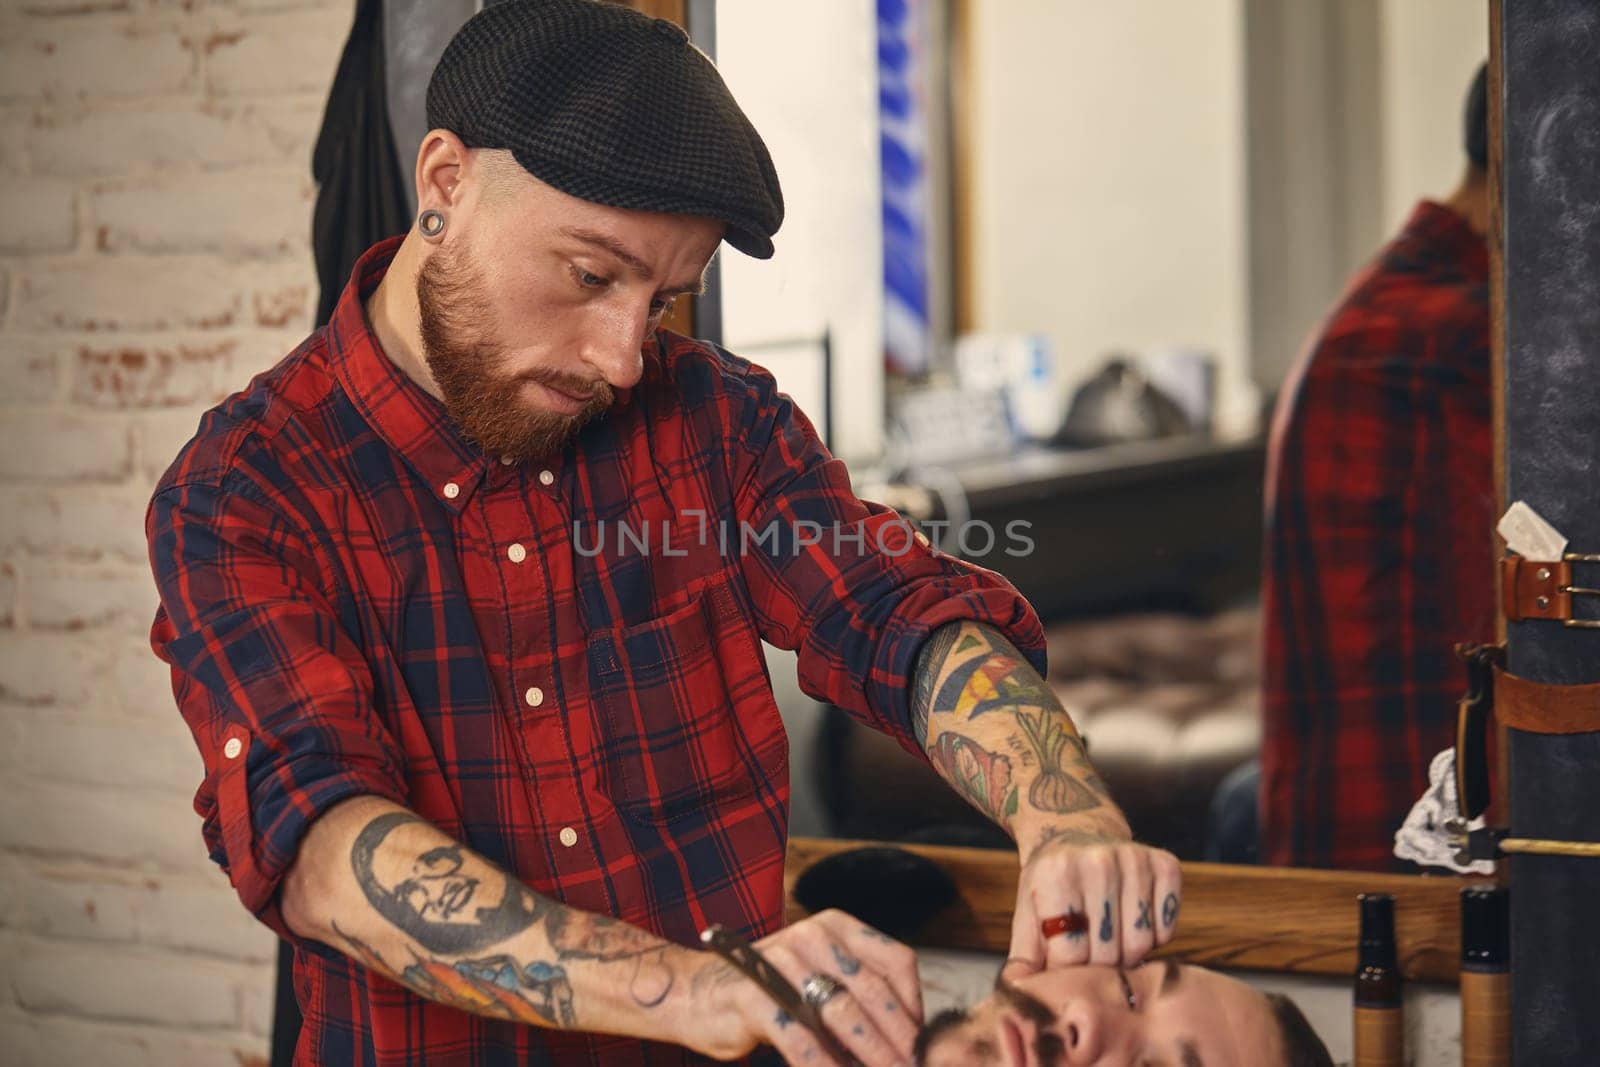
427 0 784 258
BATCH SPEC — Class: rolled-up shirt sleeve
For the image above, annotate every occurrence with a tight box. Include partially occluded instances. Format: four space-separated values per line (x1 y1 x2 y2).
725 358 1046 756
147 474 408 941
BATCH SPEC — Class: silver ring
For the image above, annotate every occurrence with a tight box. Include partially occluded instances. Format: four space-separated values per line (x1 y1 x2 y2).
800 973 844 1009
418 209 447 237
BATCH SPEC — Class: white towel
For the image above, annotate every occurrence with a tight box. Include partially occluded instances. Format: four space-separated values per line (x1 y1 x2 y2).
1392 747 1496 875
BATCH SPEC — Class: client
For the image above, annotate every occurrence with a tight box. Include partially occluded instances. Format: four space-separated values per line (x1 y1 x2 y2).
914 958 1333 1066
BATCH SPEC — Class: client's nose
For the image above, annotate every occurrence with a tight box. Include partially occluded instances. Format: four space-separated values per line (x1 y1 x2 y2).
1060 998 1104 1063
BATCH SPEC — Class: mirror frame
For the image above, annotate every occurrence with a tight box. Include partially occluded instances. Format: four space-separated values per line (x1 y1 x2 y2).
786 837 1468 983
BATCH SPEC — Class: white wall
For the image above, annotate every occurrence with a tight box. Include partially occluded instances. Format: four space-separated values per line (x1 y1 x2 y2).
967 0 1255 428
1378 0 1489 231
715 0 886 464
0 2 351 1059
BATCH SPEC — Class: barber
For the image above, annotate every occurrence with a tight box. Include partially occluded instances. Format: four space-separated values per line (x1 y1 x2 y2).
1260 63 1494 871
147 3 1180 1063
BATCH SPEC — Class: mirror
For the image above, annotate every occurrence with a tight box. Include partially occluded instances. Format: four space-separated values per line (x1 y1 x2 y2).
748 1 1492 875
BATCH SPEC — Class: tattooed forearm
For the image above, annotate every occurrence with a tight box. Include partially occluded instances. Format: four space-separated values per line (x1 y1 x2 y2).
912 623 963 745
914 622 1124 834
926 731 1019 825
334 919 576 1026
351 811 546 954
322 802 691 1037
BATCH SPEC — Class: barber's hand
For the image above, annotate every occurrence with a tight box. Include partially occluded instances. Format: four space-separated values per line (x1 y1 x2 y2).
1003 816 1183 980
685 909 922 1066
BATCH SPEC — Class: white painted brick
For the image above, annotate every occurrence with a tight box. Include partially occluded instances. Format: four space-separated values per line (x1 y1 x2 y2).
0 336 64 405
201 6 350 98
153 0 330 10
13 0 134 12
4 934 251 1028
0 561 15 628
0 105 26 174
1 857 274 963
0 19 195 102
0 1007 269 1067
238 959 276 1036
112 634 186 721
0 178 76 254
70 335 237 409
12 255 312 333
92 168 313 258
0 854 20 927
0 631 117 706
0 779 213 871
0 706 201 790
254 94 323 165
0 486 150 560
132 407 208 486
23 560 158 630
223 326 309 382
0 410 134 483
27 98 316 177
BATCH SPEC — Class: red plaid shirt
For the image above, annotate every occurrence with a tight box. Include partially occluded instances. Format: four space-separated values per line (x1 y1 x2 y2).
1260 201 1494 870
147 238 1044 1065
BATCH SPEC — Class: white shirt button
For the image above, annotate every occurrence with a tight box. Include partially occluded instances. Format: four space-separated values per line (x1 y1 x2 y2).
500 455 516 466
442 481 460 500
538 469 555 486
558 826 578 848
223 737 243 760
524 686 544 708
914 530 931 549
507 543 527 564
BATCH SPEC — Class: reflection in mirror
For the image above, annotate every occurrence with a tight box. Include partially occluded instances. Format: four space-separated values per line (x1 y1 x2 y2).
786 1 1491 874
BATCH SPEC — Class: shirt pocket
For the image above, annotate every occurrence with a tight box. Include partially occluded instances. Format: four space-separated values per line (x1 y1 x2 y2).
586 581 786 827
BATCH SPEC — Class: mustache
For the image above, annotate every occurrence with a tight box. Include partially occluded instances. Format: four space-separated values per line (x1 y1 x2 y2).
519 367 614 406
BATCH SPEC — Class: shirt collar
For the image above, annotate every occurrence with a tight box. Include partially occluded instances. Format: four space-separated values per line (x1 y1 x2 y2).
1404 200 1489 279
329 237 489 513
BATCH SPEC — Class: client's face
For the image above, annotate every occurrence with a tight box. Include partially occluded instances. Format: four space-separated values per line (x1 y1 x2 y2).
915 960 1280 1066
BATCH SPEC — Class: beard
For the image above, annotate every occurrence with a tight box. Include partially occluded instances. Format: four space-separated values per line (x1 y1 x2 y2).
415 247 614 463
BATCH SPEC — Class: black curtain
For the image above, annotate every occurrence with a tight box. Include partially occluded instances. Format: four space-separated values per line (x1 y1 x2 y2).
311 0 412 328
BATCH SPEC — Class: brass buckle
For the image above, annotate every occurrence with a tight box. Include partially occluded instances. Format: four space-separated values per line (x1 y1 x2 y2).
1560 552 1600 628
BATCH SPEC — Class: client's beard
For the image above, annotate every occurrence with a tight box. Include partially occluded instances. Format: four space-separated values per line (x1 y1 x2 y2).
416 249 613 463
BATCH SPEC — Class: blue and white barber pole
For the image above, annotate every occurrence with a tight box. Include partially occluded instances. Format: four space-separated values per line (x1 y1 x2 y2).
878 0 932 376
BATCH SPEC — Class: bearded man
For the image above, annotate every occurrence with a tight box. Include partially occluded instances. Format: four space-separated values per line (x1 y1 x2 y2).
147 2 1179 1063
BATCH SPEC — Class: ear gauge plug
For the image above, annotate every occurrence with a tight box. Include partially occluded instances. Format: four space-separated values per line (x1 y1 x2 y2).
419 210 447 238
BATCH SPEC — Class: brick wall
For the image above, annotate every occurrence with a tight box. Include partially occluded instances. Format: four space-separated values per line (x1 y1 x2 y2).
0 1 354 1062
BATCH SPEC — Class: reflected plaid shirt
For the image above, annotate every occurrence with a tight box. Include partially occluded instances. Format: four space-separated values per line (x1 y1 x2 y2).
147 238 1044 1064
1260 201 1495 871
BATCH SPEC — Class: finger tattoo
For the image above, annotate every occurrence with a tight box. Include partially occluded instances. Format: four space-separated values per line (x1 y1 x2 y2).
1099 900 1114 943
1135 899 1151 930
830 943 861 976
1162 893 1180 928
